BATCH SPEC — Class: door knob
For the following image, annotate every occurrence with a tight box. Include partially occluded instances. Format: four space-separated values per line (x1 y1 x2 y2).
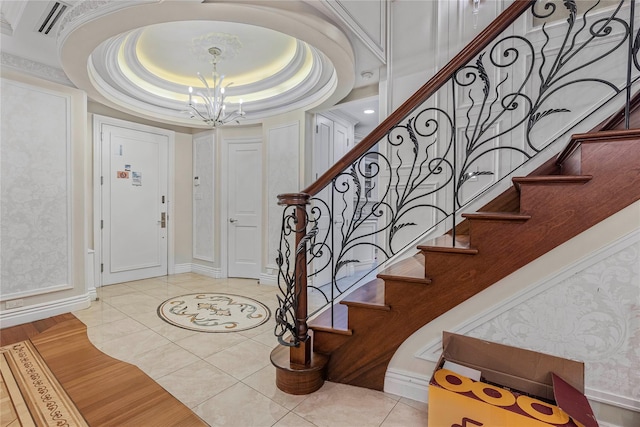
229 218 238 223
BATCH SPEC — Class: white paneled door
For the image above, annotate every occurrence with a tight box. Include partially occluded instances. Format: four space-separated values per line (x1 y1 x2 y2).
312 115 353 287
227 140 262 279
100 124 168 285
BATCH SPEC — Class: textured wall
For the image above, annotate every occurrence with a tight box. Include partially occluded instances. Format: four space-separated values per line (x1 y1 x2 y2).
1 79 71 296
468 233 640 408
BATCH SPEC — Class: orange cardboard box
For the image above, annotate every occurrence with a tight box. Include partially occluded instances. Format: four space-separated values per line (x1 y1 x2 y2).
428 332 598 427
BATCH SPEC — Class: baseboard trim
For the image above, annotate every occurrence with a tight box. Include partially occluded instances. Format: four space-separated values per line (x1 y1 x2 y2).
258 272 278 286
384 368 430 403
587 387 640 413
189 263 222 279
174 263 222 278
0 293 91 328
173 263 192 274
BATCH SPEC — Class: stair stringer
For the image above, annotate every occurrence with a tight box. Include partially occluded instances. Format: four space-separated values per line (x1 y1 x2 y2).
311 131 640 391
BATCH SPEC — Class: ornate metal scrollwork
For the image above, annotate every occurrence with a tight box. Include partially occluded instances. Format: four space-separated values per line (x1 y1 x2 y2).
275 0 638 337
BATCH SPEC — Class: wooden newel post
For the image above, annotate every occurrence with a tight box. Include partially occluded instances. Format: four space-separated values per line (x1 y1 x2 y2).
277 192 312 366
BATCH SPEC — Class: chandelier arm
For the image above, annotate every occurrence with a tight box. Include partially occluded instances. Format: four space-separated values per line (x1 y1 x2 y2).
197 72 210 91
195 92 213 117
187 105 212 123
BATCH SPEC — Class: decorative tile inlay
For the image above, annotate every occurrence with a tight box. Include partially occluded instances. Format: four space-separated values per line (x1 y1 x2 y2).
158 293 271 333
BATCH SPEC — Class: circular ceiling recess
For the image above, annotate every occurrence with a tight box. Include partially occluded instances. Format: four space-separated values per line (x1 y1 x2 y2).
89 21 333 126
57 2 355 128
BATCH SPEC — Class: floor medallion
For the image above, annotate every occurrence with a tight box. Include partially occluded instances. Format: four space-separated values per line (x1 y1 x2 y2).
157 293 271 333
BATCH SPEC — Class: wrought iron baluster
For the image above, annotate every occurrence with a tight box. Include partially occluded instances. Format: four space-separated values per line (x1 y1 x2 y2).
451 76 458 247
627 0 637 128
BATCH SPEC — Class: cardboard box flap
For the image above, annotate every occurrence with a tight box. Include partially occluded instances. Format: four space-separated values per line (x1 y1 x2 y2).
553 373 599 427
441 332 585 394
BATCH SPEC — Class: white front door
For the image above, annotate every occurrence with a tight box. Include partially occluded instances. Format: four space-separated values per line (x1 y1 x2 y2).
100 124 168 285
227 140 262 278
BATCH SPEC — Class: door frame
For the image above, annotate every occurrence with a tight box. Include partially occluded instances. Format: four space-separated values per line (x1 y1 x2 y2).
92 114 176 288
220 136 263 278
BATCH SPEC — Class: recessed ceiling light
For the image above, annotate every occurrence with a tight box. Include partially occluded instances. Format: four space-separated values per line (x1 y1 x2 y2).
364 109 375 114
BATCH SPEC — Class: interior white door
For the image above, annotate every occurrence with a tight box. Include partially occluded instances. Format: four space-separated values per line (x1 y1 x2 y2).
312 116 333 287
330 120 353 280
101 124 168 285
227 140 262 279
312 115 353 287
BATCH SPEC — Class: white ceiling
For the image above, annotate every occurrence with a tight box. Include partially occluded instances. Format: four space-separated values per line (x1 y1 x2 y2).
0 0 431 135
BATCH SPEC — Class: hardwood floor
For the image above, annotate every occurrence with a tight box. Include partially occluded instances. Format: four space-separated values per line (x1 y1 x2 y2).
1 314 207 426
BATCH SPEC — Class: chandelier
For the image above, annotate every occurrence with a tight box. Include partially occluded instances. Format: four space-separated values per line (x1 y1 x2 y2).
186 47 245 128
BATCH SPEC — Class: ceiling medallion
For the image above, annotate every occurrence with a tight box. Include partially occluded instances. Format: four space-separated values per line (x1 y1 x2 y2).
185 46 245 128
189 32 242 63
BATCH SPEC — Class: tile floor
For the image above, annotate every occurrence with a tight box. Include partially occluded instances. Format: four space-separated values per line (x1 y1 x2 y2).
73 273 429 427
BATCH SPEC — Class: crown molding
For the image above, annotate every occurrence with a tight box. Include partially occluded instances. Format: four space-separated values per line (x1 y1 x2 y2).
1 53 73 87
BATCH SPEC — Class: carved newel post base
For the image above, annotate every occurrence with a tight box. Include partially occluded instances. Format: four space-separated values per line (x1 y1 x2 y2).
271 338 327 395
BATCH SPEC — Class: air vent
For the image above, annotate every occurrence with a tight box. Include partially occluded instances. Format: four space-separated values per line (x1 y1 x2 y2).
35 1 69 36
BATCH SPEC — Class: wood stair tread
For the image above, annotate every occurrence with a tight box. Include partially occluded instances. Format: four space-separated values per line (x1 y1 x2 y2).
417 234 478 255
341 279 389 311
462 211 531 222
308 302 351 335
377 253 431 284
513 175 593 191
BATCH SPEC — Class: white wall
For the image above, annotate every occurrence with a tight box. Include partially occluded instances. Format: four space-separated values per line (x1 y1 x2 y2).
0 70 90 326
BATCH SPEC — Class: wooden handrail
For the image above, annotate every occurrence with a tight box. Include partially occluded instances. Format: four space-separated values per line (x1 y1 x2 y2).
303 0 536 197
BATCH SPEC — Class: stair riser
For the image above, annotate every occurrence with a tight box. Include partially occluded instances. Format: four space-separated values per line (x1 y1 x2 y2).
558 145 582 175
518 184 589 216
346 306 392 336
580 139 640 190
311 330 351 354
423 251 479 279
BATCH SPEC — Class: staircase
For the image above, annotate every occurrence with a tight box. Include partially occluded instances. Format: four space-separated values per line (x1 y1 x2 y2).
304 128 640 391
271 0 640 395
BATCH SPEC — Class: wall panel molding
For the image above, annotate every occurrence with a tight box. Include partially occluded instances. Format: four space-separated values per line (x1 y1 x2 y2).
1 79 73 299
192 132 215 262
